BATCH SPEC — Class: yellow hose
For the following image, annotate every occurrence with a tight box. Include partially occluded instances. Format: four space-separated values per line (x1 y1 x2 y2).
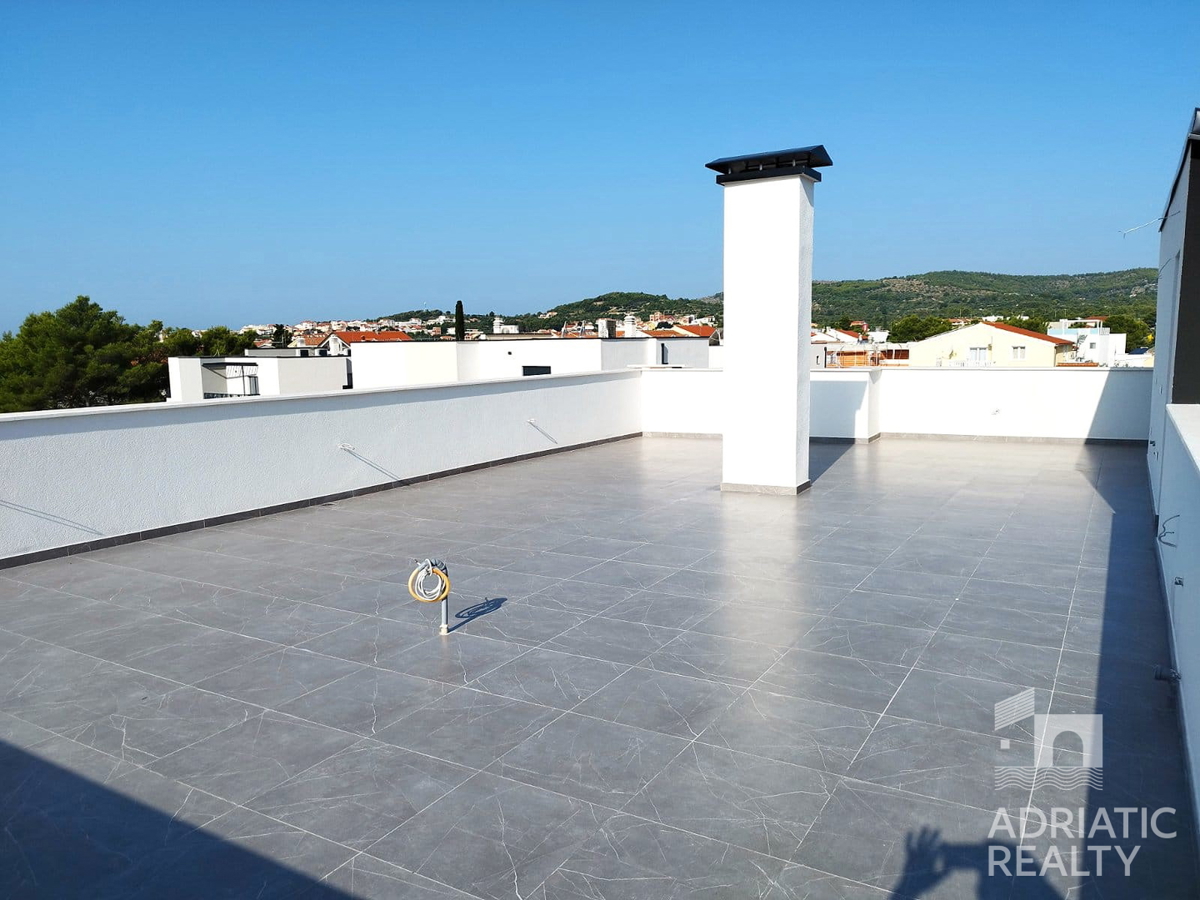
408 566 450 603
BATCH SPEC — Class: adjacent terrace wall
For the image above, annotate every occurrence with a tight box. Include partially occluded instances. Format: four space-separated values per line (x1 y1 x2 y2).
1153 405 1200 831
878 367 1152 440
351 338 709 390
0 371 642 563
641 367 1149 442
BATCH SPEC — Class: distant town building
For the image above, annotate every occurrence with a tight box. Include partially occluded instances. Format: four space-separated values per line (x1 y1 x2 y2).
907 321 1074 367
324 330 415 356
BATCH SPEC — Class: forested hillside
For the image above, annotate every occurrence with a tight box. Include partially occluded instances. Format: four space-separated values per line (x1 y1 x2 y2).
449 270 1158 331
810 269 1157 326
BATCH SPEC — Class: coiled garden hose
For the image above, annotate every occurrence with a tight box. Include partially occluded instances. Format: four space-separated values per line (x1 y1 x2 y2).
408 558 451 634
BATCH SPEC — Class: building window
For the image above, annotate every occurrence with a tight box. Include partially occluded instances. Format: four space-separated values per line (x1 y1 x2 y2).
1089 342 1097 349
969 346 988 364
1011 346 1026 360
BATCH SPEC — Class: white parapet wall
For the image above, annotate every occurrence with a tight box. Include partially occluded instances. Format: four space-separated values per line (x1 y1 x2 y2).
0 365 1153 563
641 368 724 436
0 371 642 562
641 366 1152 442
877 367 1153 440
352 338 710 391
1152 404 1200 833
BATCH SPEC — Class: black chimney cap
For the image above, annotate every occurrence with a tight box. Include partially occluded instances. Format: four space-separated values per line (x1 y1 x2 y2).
705 145 832 184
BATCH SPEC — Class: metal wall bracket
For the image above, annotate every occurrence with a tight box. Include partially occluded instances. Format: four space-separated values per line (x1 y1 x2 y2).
1155 665 1182 685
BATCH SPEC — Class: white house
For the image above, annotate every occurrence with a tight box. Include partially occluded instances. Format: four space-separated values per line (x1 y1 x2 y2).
167 356 350 401
323 330 415 356
907 321 1074 367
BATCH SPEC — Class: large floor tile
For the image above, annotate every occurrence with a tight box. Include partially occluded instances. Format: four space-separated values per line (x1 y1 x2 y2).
699 688 877 774
598 589 724 630
885 667 1046 740
248 739 471 850
794 616 934 666
385 632 530 685
624 741 836 860
686 600 822 646
847 716 1033 811
195 647 363 709
937 603 1068 649
368 772 613 900
756 648 908 713
544 615 682 666
829 589 954 630
639 630 785 686
447 599 587 645
470 646 627 710
148 710 359 803
794 780 1009 898
171 591 361 645
299 618 432 668
375 686 560 769
573 667 743 738
70 685 260 764
538 815 794 899
317 854 478 899
917 631 1060 689
490 711 689 808
277 665 455 736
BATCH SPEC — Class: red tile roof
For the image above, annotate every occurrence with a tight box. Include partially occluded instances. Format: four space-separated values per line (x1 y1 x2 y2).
984 321 1074 346
674 324 716 338
641 329 682 337
332 330 414 343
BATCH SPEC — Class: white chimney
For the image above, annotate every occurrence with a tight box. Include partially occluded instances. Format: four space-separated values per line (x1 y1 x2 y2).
623 314 637 338
707 145 832 494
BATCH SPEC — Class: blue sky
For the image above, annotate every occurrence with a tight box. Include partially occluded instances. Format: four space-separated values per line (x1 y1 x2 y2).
1 1 1198 331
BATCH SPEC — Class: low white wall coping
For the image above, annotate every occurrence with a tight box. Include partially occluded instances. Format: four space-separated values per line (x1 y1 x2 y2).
0 369 640 426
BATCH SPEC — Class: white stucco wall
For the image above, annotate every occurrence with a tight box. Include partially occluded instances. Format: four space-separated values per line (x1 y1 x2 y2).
877 367 1152 440
262 357 349 396
640 367 1149 442
0 371 642 561
1150 157 1189 507
640 369 879 442
167 358 204 401
350 341 458 388
809 370 879 440
350 338 708 391
641 368 723 435
1154 405 1200 826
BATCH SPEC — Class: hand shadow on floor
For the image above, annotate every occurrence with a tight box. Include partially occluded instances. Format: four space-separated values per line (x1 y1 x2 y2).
448 596 507 632
891 827 1060 899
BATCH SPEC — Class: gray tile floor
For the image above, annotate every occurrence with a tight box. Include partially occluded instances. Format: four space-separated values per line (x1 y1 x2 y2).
0 437 1196 898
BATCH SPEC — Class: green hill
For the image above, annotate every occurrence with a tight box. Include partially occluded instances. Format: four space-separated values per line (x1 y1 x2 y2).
810 269 1158 326
387 270 1158 331
518 271 1158 329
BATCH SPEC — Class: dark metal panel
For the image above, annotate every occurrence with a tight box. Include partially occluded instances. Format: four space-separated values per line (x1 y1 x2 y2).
1172 149 1200 403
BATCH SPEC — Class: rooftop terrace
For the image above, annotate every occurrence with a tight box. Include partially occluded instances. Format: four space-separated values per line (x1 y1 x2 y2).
0 436 1195 898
